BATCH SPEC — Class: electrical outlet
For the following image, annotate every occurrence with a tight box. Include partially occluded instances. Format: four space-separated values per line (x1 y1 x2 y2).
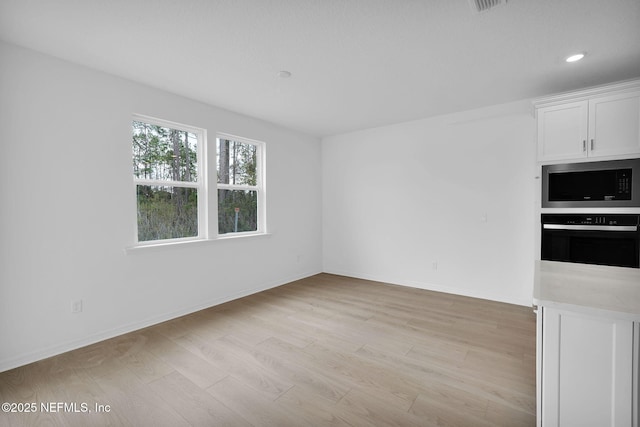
71 299 83 314
432 261 438 271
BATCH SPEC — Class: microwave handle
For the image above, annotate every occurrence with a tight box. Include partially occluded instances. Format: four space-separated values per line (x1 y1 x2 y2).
583 140 586 152
543 224 638 232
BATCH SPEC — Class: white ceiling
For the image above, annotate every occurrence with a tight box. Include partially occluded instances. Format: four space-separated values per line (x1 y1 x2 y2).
1 0 639 137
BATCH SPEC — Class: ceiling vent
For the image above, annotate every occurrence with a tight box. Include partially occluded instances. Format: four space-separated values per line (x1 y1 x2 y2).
468 0 507 13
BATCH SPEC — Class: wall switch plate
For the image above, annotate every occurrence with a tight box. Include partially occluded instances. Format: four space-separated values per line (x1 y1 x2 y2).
71 299 83 314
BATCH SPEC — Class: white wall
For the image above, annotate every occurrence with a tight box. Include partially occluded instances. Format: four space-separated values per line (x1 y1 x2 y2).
0 42 323 371
0 41 538 372
322 101 536 306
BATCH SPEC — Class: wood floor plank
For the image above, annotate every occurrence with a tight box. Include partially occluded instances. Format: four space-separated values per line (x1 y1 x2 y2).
0 273 536 427
299 341 421 411
139 329 228 389
219 334 351 403
173 333 294 400
0 356 112 427
410 391 493 427
88 365 191 427
148 371 251 427
206 375 312 427
256 337 354 402
485 399 537 427
335 388 431 427
110 342 174 384
275 385 352 427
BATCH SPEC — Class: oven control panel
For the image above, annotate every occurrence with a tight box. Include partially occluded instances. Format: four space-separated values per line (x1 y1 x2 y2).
566 216 614 225
542 214 640 226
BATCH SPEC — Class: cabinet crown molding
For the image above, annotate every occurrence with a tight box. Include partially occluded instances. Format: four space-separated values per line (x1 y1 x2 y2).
533 79 640 109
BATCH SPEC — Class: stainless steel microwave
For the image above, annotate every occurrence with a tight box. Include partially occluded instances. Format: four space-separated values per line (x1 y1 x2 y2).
542 158 640 208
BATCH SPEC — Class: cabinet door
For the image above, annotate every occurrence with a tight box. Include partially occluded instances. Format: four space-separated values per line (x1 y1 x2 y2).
537 101 588 162
541 307 633 427
588 91 640 158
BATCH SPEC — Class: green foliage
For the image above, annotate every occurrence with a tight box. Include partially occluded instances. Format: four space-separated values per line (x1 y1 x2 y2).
218 189 258 234
136 186 198 241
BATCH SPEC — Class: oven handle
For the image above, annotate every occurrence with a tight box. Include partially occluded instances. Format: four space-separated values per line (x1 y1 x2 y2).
543 224 638 232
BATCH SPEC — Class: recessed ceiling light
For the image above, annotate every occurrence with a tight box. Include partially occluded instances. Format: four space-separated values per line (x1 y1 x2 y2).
277 70 292 78
565 53 585 63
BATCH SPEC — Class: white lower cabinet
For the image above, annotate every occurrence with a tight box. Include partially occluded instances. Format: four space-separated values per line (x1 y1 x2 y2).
537 306 636 427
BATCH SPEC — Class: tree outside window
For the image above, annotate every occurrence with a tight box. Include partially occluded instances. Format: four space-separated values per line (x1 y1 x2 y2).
216 136 264 235
132 117 204 243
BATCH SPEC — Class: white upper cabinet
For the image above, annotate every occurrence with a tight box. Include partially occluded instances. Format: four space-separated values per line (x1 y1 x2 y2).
537 101 588 161
535 80 640 163
588 91 640 158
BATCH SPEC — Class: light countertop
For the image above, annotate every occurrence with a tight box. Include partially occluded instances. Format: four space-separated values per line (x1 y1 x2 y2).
533 260 640 321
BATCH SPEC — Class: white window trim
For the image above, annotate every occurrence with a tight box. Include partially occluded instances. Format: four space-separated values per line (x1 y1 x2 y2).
127 121 268 252
132 114 208 247
215 132 267 238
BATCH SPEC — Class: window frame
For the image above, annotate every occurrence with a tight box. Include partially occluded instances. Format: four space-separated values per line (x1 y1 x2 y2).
132 114 208 246
215 133 266 238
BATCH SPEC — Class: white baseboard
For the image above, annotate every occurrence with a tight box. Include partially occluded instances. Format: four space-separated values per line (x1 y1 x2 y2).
0 270 322 373
323 268 534 308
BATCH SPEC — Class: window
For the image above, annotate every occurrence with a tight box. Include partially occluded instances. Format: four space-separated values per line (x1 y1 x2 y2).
131 117 266 246
132 116 205 244
216 134 265 235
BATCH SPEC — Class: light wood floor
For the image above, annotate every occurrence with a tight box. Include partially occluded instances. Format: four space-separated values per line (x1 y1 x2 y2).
0 274 536 427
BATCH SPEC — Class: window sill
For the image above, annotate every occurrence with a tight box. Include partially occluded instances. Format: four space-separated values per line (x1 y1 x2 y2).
124 232 271 254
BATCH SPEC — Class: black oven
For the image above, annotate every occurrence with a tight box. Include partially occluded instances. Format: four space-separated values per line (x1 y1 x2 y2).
541 214 640 268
